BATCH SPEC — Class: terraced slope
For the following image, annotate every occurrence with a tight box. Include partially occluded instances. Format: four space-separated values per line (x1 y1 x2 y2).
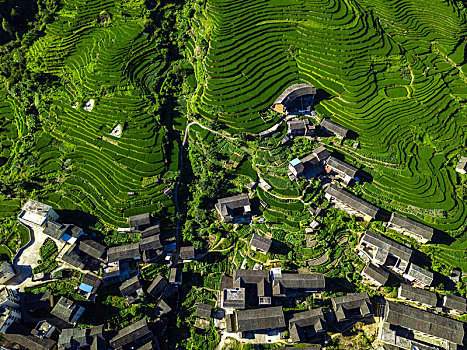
193 0 467 232
26 0 174 227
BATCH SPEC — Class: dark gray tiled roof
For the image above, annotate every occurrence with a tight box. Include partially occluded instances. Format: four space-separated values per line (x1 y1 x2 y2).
110 318 152 349
288 119 310 131
82 273 101 288
320 118 349 137
61 245 87 269
385 301 464 345
289 308 327 342
249 234 272 252
147 275 168 299
389 213 434 241
141 225 160 238
43 221 67 240
405 264 433 286
50 297 83 323
179 246 195 259
78 239 106 260
235 306 285 332
398 283 437 307
129 213 151 228
326 156 358 178
107 243 140 263
360 230 413 262
443 294 467 313
325 185 379 219
196 303 213 318
273 84 316 105
120 275 142 297
223 288 246 309
140 235 162 252
274 273 325 290
362 263 389 286
331 292 372 322
313 145 331 162
58 326 104 350
67 225 83 238
169 267 182 284
216 194 250 217
4 323 56 350
0 261 15 279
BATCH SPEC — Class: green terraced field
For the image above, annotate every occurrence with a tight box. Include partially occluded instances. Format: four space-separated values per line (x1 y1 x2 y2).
191 0 467 233
0 0 177 228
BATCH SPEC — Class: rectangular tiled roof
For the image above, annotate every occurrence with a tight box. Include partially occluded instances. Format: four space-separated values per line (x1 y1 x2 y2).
235 306 285 332
389 213 434 242
360 230 413 262
325 185 379 218
398 283 437 307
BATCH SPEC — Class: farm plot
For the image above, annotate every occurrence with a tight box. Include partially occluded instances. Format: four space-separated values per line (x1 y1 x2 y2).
25 0 175 227
194 0 467 232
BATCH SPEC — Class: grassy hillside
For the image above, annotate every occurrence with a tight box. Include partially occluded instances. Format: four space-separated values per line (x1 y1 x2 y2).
191 0 467 233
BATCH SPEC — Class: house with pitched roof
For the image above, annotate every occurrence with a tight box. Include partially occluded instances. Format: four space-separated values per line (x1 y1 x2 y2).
325 156 359 186
271 84 316 115
272 271 325 297
50 297 85 325
110 318 153 350
107 243 140 263
0 262 16 285
215 194 252 223
361 263 390 287
129 213 151 232
179 246 196 261
58 325 106 350
288 155 324 179
250 234 272 255
196 303 213 319
147 275 168 300
320 119 349 139
358 230 413 274
119 275 143 304
403 263 433 287
442 293 467 315
381 301 465 350
78 273 102 301
388 213 434 243
331 292 373 323
397 283 437 308
77 239 106 261
289 308 327 343
325 185 380 221
234 306 285 334
286 118 315 137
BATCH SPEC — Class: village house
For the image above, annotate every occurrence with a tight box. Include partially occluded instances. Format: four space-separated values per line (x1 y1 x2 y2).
358 230 412 274
271 84 316 115
179 246 196 261
455 156 467 174
141 224 160 238
107 243 141 263
231 306 286 335
325 156 359 186
50 297 85 326
215 194 252 223
249 234 272 254
32 320 56 340
119 275 143 304
110 318 154 350
222 287 246 311
442 293 467 315
288 155 323 178
361 263 390 287
147 275 168 300
312 145 331 163
77 239 106 261
380 301 465 350
43 221 67 240
61 244 89 270
397 283 437 308
60 225 85 245
3 323 57 350
169 267 182 285
129 213 151 232
289 308 328 343
58 325 106 350
403 263 433 287
0 262 16 285
272 270 325 297
387 213 434 243
324 184 380 221
258 178 272 191
196 303 213 319
331 292 373 323
286 118 315 137
78 273 102 301
18 199 59 228
140 234 164 263
320 119 349 139
0 288 20 334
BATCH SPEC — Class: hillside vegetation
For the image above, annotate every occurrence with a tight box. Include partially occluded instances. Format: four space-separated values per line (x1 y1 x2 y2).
190 0 467 234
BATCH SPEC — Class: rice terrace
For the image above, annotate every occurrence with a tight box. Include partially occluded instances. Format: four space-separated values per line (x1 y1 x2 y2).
0 0 467 349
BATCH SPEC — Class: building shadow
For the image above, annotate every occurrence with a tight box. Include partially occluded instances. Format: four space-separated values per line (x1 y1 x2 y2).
325 277 356 294
56 210 99 231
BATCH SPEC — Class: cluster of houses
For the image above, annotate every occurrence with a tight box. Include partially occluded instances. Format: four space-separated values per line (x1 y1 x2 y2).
193 262 467 349
0 199 197 350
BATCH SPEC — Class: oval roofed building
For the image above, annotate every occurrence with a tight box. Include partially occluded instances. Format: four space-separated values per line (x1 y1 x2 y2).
271 84 317 115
